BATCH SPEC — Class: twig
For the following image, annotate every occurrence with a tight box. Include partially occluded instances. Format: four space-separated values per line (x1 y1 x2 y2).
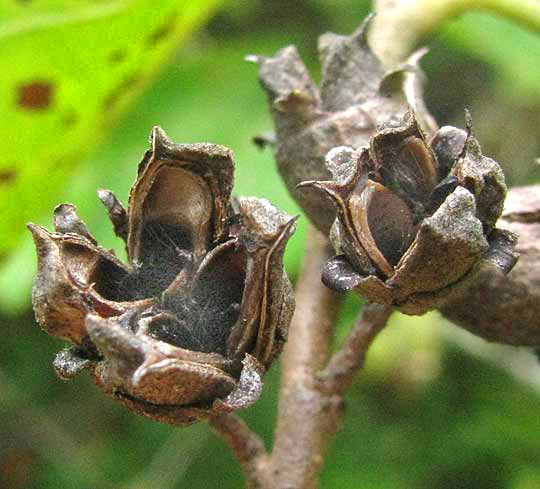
208 413 268 488
211 230 391 489
371 0 540 66
320 303 393 395
268 225 343 489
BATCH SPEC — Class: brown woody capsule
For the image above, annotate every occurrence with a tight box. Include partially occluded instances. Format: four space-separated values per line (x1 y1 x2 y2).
300 111 516 315
29 127 296 425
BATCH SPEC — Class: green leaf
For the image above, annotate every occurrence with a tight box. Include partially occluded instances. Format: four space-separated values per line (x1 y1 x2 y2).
439 12 540 102
0 0 222 255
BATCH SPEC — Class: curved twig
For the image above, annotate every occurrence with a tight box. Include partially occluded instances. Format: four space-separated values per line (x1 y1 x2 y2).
320 303 393 395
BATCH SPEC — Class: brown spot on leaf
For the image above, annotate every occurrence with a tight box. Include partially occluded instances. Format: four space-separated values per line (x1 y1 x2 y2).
0 168 18 185
147 14 178 46
18 81 54 110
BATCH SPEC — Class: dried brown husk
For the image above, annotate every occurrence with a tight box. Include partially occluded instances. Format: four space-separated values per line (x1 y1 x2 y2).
29 127 296 425
304 112 514 314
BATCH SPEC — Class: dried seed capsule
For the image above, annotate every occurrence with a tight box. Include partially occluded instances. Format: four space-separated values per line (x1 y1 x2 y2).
301 112 516 315
29 127 296 425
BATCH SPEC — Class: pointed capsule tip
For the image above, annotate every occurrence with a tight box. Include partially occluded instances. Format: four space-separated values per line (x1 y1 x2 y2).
464 109 474 132
462 108 476 153
97 188 116 208
408 46 429 65
281 214 300 236
54 203 76 214
52 202 96 242
53 203 74 225
297 179 333 194
150 126 171 156
296 180 317 190
297 180 342 203
27 222 50 240
97 188 110 199
352 12 375 45
27 223 56 257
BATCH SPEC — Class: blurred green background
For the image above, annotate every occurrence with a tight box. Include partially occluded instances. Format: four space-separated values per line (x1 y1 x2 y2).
2 1 540 488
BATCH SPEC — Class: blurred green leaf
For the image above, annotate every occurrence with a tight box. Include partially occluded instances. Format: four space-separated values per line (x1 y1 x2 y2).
438 12 540 102
0 0 222 254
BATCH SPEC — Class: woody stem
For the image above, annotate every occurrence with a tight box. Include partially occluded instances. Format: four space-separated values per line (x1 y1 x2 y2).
267 225 343 489
320 303 394 395
266 227 394 488
212 229 394 489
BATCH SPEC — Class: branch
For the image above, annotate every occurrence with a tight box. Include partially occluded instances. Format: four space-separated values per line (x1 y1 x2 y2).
320 303 393 395
208 413 268 489
371 0 540 66
267 226 343 489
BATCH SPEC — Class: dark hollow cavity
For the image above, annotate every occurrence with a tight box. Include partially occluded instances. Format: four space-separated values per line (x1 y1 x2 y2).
133 220 192 298
61 242 133 302
150 245 247 355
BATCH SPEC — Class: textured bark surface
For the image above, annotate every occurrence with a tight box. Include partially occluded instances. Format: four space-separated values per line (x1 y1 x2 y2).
268 227 343 489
